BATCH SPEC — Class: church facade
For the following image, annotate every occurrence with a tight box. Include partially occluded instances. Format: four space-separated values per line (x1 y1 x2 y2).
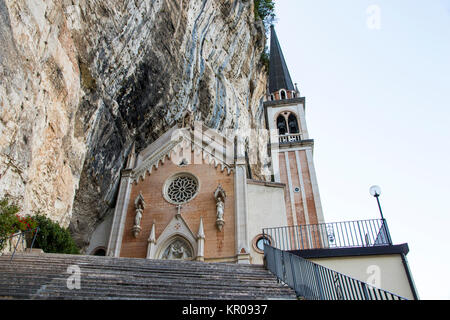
80 26 419 300
91 26 325 265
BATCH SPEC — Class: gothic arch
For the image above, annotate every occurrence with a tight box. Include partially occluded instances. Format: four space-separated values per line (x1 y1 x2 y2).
275 110 301 136
277 115 288 135
156 235 196 261
91 246 107 256
288 113 300 134
151 214 199 260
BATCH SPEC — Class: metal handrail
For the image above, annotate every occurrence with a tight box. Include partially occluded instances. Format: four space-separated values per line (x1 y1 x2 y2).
0 227 40 262
263 219 392 251
264 245 407 300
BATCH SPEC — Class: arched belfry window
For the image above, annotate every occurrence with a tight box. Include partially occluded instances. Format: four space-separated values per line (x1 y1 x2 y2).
288 114 300 134
280 90 287 100
277 115 288 135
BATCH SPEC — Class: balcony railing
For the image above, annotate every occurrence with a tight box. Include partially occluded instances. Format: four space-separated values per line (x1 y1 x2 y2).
279 134 302 145
265 245 406 300
263 219 392 252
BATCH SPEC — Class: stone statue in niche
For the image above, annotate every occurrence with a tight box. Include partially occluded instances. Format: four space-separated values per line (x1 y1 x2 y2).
132 192 146 238
162 240 192 260
216 199 224 221
134 203 143 226
214 185 227 232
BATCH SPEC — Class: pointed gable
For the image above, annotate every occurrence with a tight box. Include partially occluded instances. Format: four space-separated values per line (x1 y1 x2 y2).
130 124 235 184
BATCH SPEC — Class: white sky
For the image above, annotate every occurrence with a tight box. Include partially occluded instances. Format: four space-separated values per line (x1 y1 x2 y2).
273 0 450 300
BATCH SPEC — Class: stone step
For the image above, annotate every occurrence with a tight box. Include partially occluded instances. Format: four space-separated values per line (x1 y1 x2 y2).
0 253 297 300
0 276 294 299
0 255 270 275
0 281 294 300
0 265 277 283
0 286 293 301
0 274 287 292
0 265 275 282
3 252 266 267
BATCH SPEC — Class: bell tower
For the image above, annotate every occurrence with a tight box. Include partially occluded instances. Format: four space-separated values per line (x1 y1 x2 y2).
265 26 325 229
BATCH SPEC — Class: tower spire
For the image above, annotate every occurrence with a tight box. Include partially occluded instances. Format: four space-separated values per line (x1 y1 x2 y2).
269 25 295 94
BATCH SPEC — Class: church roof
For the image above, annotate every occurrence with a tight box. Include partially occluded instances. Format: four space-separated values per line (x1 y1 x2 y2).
129 124 234 183
269 25 295 93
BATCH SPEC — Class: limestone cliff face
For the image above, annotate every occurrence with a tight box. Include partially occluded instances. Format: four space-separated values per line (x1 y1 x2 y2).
0 0 268 251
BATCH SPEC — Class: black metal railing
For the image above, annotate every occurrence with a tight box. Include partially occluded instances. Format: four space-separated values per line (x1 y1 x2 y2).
265 245 406 300
0 227 39 262
263 219 392 251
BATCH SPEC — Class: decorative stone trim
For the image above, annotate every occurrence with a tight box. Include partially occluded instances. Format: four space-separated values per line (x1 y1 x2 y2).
130 128 234 184
163 173 200 206
153 214 198 260
252 234 274 255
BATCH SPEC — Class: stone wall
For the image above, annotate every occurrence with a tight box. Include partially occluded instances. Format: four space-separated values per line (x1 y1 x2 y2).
0 0 268 252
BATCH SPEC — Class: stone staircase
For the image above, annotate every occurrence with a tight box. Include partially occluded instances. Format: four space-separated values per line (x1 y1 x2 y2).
0 253 297 300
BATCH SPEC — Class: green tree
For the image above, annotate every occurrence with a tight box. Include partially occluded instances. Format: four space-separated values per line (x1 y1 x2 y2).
254 1 275 71
254 0 276 30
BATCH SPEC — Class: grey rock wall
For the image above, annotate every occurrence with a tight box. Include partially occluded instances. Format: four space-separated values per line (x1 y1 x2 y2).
0 0 269 251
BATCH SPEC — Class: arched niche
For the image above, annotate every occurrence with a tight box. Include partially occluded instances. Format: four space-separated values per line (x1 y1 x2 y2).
91 247 107 256
288 114 300 134
277 115 288 135
158 236 195 261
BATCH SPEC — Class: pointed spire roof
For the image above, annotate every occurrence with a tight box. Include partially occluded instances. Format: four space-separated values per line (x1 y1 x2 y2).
197 218 205 239
269 25 295 93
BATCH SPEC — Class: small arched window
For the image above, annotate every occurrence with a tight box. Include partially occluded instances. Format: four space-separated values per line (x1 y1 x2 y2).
288 114 300 134
280 90 287 100
277 115 288 135
270 94 274 101
92 247 106 256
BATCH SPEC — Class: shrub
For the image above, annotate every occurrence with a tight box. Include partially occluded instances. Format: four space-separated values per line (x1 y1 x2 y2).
0 198 21 251
31 214 80 255
0 198 38 251
260 47 270 71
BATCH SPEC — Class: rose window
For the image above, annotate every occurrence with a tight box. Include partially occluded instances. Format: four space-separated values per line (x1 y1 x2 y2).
165 174 199 204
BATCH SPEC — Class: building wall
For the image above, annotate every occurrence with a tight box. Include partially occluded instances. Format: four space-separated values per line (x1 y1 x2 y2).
119 152 236 261
266 99 324 233
86 213 114 255
278 150 319 228
309 254 415 300
247 181 288 265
